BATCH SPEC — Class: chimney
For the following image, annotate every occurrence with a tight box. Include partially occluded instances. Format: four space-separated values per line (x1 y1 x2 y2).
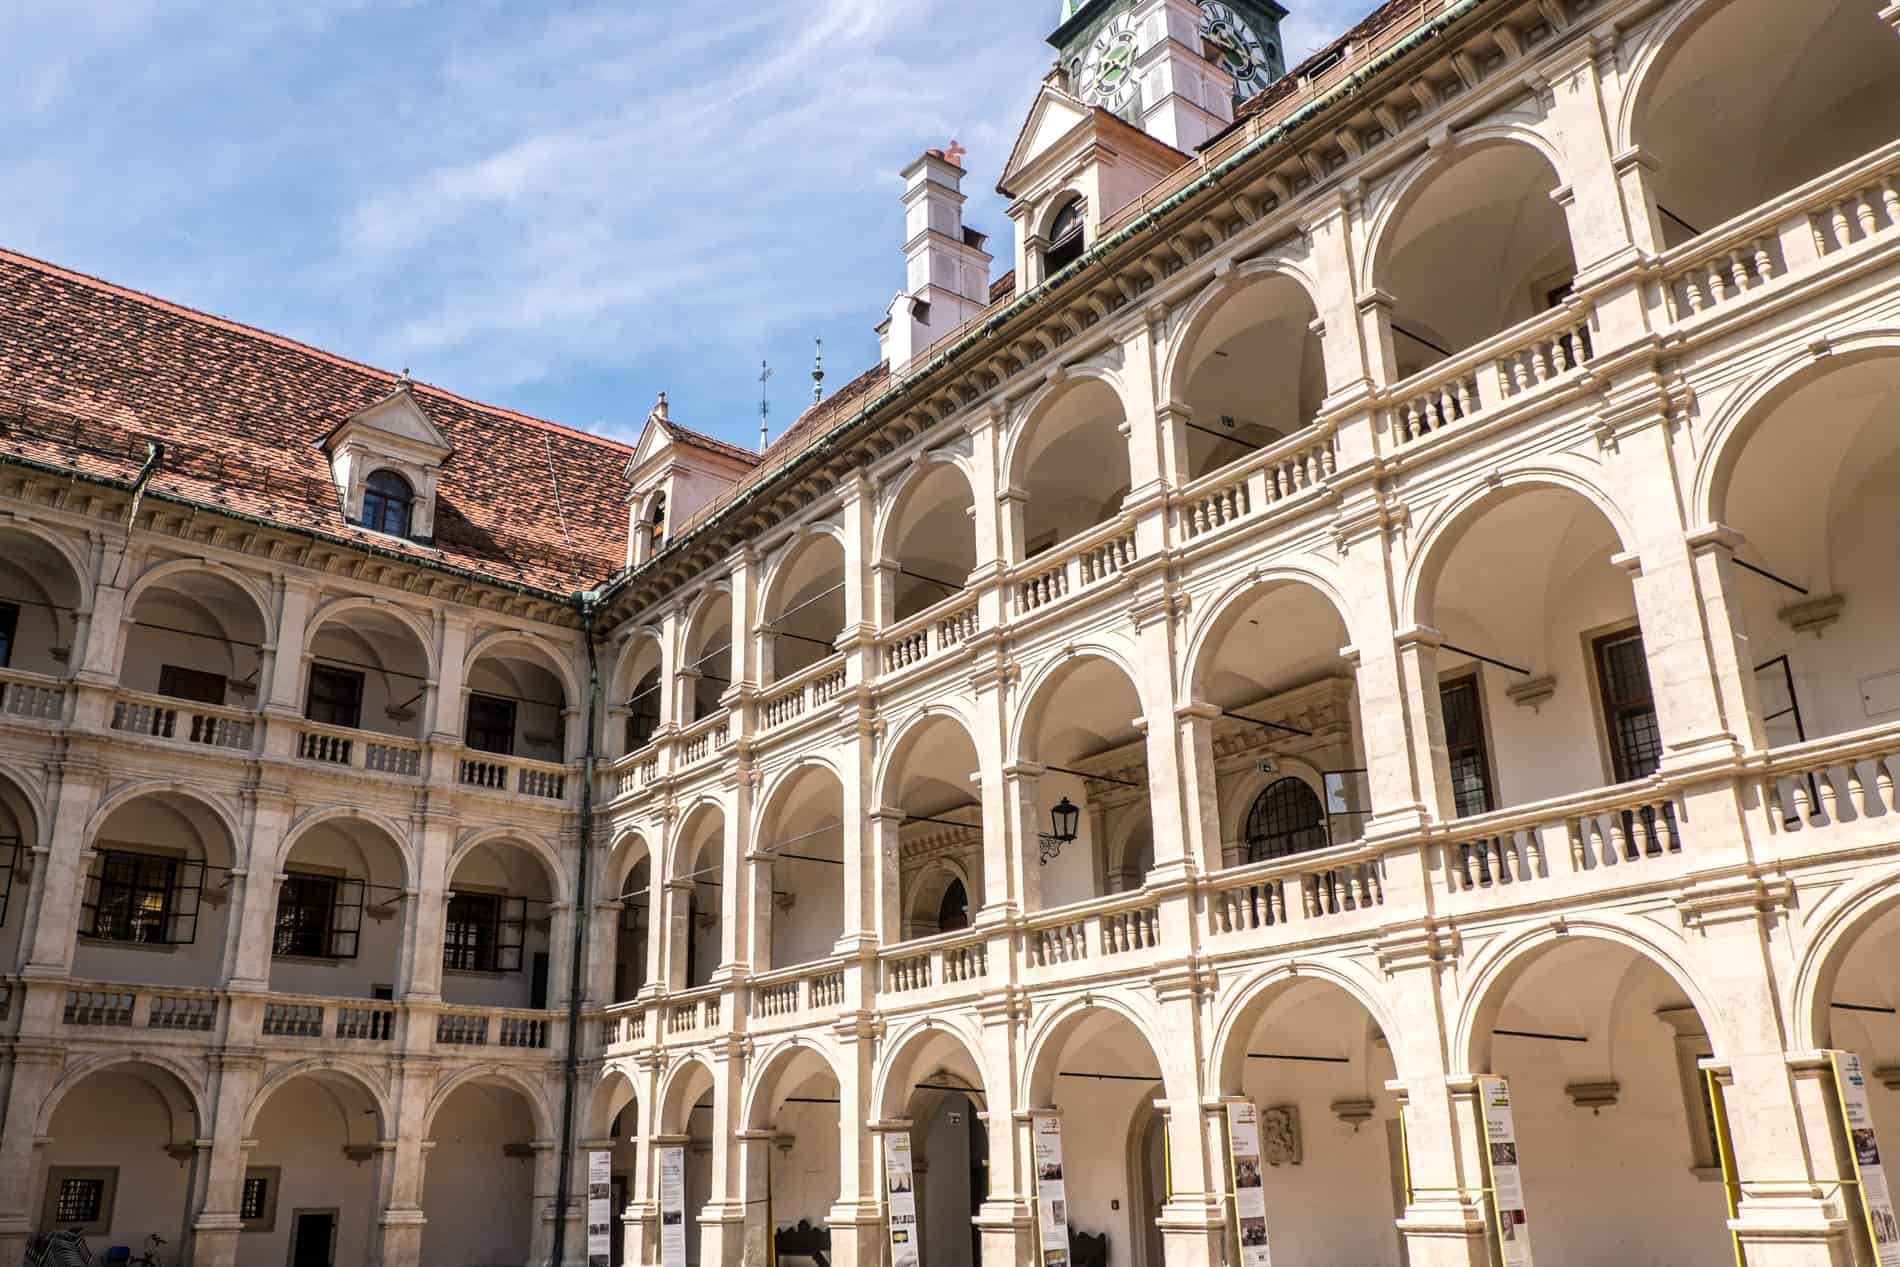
878 144 994 376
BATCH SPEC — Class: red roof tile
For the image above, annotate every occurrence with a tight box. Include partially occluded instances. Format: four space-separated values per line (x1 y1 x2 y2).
0 247 634 594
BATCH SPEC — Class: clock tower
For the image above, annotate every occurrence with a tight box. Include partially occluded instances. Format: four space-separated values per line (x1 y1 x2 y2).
1051 0 1288 151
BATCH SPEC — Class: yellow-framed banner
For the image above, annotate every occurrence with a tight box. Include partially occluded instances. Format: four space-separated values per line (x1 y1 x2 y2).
1225 1101 1274 1266
1830 1051 1900 1265
1475 1076 1534 1266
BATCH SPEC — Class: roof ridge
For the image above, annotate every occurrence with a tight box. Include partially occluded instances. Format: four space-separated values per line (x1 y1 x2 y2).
0 245 634 456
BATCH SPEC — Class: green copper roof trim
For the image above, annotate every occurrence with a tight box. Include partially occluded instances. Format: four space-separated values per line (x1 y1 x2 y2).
598 0 1492 612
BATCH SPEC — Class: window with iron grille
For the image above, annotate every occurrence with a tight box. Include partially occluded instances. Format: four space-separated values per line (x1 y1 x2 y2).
1244 778 1329 862
241 1176 268 1221
1594 629 1663 783
1440 674 1495 818
305 664 365 730
81 850 202 945
273 872 364 959
361 469 415 538
55 1178 103 1224
465 693 517 756
43 1168 117 1234
444 892 526 973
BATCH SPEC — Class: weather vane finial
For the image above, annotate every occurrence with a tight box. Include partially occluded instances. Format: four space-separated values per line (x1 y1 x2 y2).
945 139 966 167
812 338 825 405
758 361 775 453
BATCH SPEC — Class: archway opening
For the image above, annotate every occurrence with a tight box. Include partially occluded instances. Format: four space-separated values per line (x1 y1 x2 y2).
464 643 569 763
879 1029 992 1267
1814 896 1900 1151
121 568 268 720
74 791 235 989
0 771 38 967
0 526 84 677
1192 580 1366 867
755 766 847 968
607 837 653 1004
34 1062 199 1258
1019 656 1149 909
884 463 978 623
269 818 410 1002
589 1073 641 1267
303 607 430 742
1634 0 1900 248
1014 380 1132 560
674 809 725 990
1716 354 1900 760
442 840 558 1010
1215 979 1405 1266
1176 273 1328 481
885 715 985 940
681 592 733 724
422 1079 539 1267
763 535 846 684
1420 486 1651 814
1028 1008 1168 1267
243 1070 385 1267
1378 143 1577 378
1470 938 1729 1266
659 1062 717 1267
616 636 664 756
748 1048 843 1265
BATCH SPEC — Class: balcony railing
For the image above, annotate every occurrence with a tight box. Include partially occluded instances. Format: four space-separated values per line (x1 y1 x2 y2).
760 655 848 732
1172 426 1339 545
433 1005 554 1050
881 927 991 1000
599 1002 649 1049
61 984 219 1033
1387 301 1599 449
1011 518 1139 620
1020 891 1165 978
665 986 722 1035
880 596 981 676
296 719 423 778
677 713 731 768
260 995 399 1043
749 961 849 1028
1202 842 1389 941
109 689 255 754
459 751 571 802
0 667 65 722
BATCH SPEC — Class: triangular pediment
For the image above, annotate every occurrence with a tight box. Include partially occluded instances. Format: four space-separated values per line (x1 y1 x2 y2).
1000 82 1094 196
327 385 452 460
632 416 675 470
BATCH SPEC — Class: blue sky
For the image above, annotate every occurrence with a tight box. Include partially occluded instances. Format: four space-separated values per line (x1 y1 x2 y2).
1 0 1368 450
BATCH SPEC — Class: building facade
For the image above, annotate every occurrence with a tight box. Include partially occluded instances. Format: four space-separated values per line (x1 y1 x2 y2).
5 0 1900 1264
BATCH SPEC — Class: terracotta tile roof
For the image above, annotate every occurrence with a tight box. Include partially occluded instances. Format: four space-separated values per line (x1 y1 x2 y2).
654 417 761 469
0 247 633 594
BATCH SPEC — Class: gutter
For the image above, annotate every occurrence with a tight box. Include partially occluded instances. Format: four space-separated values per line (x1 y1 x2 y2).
551 591 604 1266
596 0 1491 611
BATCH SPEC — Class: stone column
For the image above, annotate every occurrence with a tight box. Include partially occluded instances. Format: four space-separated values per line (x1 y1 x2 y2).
830 1025 885 1267
1001 764 1047 915
223 789 291 993
1153 975 1224 1267
1306 190 1382 418
971 661 1016 922
188 1053 267 1267
868 808 906 946
836 702 878 957
0 1045 64 1263
1393 627 1455 824
263 576 317 720
374 1060 438 1267
699 1047 750 1267
401 811 456 1001
1536 37 1644 280
975 1004 1037 1267
1130 589 1190 885
430 608 473 745
19 758 102 978
1685 526 1769 755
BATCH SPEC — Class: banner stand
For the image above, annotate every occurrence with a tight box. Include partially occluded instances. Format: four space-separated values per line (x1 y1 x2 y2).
1222 1098 1274 1266
1028 1110 1071 1267
1475 1076 1533 1266
1829 1051 1900 1266
1704 1068 1746 1267
876 1122 921 1267
656 1142 688 1267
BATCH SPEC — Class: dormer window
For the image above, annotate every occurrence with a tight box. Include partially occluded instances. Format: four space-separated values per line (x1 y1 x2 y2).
362 470 416 538
1045 197 1087 276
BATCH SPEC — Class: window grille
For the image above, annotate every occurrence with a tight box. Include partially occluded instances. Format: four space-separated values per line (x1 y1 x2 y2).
1244 778 1328 862
1440 674 1495 817
55 1177 104 1224
240 1176 269 1222
81 850 202 945
1594 630 1663 782
445 892 526 973
273 872 364 959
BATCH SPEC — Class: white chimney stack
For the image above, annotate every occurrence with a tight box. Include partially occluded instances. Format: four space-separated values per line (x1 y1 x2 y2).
878 144 994 375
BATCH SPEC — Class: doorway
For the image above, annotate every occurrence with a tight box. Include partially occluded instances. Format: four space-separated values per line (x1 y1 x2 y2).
289 1209 337 1267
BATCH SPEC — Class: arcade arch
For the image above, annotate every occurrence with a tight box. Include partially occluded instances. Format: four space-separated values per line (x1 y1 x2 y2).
0 524 86 678
742 1045 845 1264
241 1067 387 1267
269 816 411 1001
681 590 733 724
464 637 571 762
303 604 432 742
876 1026 993 1267
422 1077 541 1267
0 768 39 968
672 806 726 990
1375 141 1578 378
882 462 978 623
1010 379 1133 560
753 764 847 968
607 834 654 1003
616 634 664 755
442 838 559 1009
762 534 846 683
73 789 236 989
1806 887 1900 1150
119 565 269 715
1172 272 1328 481
881 713 985 939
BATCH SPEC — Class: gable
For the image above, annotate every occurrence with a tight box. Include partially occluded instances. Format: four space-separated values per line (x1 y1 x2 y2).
1001 84 1093 196
333 385 452 458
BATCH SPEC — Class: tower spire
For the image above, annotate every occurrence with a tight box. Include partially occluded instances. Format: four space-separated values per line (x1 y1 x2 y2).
758 361 774 453
812 338 825 405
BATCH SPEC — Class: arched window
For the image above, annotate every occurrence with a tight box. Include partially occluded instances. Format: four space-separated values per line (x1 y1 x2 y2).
1045 197 1087 276
1244 777 1328 862
648 493 667 550
361 470 415 538
937 877 970 933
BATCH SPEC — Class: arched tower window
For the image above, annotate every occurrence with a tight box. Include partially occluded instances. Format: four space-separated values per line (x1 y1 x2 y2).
648 492 667 550
1045 197 1087 277
1244 777 1328 862
361 470 415 538
937 877 970 933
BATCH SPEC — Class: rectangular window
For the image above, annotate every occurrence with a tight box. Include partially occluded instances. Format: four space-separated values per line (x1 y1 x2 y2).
273 873 364 960
305 665 365 730
465 693 517 756
1594 629 1664 783
43 1167 117 1235
0 601 17 669
81 850 202 945
240 1172 276 1227
158 664 228 706
444 892 526 973
1440 673 1495 818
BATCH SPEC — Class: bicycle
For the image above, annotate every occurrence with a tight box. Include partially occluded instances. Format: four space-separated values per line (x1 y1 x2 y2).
103 1234 167 1267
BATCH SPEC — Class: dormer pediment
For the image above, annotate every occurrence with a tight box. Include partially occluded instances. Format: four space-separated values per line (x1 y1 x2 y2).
999 81 1095 198
325 384 453 464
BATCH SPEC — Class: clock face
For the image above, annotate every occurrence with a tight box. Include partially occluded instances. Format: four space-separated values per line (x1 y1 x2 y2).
1200 2 1276 100
1081 14 1141 115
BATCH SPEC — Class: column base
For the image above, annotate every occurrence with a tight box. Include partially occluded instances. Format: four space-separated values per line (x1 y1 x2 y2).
1156 1197 1226 1267
1731 1195 1857 1267
1396 1198 1492 1267
974 1199 1037 1267
825 1202 886 1267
